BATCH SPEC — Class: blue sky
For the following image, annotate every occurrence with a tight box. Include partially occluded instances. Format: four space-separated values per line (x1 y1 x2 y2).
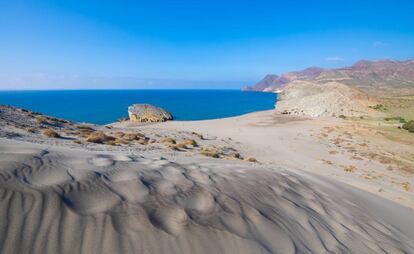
1 0 413 89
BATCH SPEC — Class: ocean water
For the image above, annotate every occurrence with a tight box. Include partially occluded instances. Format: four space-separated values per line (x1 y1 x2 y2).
0 90 276 124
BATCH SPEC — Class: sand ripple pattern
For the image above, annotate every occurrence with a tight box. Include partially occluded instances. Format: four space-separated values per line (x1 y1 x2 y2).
0 146 413 254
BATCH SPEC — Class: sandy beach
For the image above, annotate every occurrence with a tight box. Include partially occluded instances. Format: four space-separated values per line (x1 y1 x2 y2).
134 110 414 209
1 106 414 253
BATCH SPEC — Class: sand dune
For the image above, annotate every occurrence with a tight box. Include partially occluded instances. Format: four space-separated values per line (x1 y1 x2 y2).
1 139 413 254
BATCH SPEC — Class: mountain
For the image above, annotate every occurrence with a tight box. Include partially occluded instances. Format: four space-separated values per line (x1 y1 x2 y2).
244 59 414 95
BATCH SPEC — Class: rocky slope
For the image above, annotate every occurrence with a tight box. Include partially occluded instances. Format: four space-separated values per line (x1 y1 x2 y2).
275 81 377 117
245 59 414 117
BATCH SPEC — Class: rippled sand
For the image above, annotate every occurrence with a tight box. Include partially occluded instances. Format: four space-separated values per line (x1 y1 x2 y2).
1 140 413 254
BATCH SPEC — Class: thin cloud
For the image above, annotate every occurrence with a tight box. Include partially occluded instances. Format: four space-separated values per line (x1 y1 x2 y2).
373 41 387 48
325 56 344 62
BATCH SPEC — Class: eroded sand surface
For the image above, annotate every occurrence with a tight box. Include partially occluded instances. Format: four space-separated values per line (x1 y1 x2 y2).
145 110 414 208
1 139 414 254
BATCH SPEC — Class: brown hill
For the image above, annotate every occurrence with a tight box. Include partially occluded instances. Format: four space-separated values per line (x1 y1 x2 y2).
244 59 414 96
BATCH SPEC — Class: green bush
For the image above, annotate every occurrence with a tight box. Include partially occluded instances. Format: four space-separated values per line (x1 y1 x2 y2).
402 120 414 133
369 104 387 111
384 116 406 123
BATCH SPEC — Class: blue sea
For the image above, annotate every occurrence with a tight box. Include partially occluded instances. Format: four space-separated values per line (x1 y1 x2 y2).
0 90 276 124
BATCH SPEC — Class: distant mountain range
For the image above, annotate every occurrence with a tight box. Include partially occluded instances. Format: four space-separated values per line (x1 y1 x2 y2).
243 59 414 95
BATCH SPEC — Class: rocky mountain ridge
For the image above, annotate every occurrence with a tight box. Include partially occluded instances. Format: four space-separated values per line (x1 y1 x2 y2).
244 59 414 95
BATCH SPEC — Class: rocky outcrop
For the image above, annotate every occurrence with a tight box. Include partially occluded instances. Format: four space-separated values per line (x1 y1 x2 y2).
128 104 172 123
275 81 378 117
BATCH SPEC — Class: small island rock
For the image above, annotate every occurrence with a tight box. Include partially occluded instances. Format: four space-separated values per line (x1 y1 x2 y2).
128 104 173 122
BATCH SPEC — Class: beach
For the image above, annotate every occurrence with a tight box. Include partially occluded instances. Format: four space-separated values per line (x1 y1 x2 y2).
138 110 414 209
1 105 414 253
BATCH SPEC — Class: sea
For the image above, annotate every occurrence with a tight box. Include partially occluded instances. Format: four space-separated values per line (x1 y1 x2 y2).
0 90 277 124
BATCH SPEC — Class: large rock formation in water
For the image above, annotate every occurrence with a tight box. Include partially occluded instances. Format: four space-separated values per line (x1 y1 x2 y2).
128 104 173 122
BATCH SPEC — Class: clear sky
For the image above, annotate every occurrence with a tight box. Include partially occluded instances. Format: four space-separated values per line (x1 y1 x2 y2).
1 0 414 89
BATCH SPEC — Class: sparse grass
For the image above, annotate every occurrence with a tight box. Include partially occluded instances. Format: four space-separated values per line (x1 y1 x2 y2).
42 129 60 138
86 131 115 143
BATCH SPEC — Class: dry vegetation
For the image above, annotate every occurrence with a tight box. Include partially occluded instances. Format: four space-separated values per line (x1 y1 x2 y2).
244 157 258 163
42 129 60 138
35 115 48 124
200 147 221 158
86 131 115 144
161 137 176 145
25 127 36 133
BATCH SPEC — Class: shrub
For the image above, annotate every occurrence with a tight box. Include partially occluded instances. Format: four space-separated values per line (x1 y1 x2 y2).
229 152 241 159
106 140 118 146
402 120 414 133
42 129 60 138
181 139 198 147
244 157 258 163
112 131 125 138
77 125 95 131
86 131 115 143
123 132 145 141
137 138 148 145
173 142 188 149
369 104 387 111
200 147 220 158
338 115 346 119
161 137 176 144
35 115 48 124
384 116 406 123
25 127 36 133
192 132 204 139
